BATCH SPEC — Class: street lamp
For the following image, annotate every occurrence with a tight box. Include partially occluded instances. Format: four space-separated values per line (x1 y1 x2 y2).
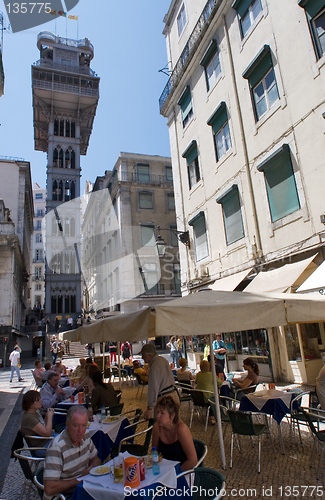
155 226 190 257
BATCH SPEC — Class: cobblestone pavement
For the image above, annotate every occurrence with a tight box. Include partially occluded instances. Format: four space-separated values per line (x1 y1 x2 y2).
1 360 325 499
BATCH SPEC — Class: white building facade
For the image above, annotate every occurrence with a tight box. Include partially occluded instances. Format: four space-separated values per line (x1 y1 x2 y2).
30 183 46 311
160 0 325 383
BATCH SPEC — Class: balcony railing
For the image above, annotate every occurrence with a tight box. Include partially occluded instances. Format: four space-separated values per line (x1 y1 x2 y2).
33 258 45 263
159 0 221 114
32 79 99 98
32 275 45 281
37 31 94 53
109 172 173 193
34 59 97 77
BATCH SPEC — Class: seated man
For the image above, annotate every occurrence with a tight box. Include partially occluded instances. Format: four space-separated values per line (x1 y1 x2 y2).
44 406 100 499
73 358 86 380
41 361 53 383
133 359 148 383
33 359 44 387
40 372 68 409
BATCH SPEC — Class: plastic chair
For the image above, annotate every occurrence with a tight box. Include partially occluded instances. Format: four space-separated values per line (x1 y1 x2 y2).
134 372 148 398
193 438 208 467
228 410 273 473
34 465 66 499
189 389 211 431
112 418 155 458
300 408 325 479
13 448 46 500
151 467 226 500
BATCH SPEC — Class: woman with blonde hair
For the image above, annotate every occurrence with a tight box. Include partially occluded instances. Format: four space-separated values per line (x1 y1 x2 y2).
152 395 197 471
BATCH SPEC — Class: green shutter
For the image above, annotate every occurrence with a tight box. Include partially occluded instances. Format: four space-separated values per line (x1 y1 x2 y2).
207 102 227 134
182 140 198 166
216 185 245 245
242 45 273 87
299 0 325 18
178 86 192 122
232 0 253 18
200 40 218 67
258 145 301 222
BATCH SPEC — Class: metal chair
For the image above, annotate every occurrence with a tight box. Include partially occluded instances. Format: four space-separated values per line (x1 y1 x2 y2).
112 418 155 458
289 391 317 444
175 381 192 407
111 366 128 382
189 389 211 431
152 467 225 500
300 408 325 479
233 384 257 401
13 448 46 500
193 438 208 467
23 435 54 457
228 410 273 473
208 398 232 437
53 409 68 433
94 402 124 416
134 371 148 398
34 465 66 499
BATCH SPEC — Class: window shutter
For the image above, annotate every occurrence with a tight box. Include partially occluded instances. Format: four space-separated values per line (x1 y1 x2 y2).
257 145 300 222
141 225 155 246
189 212 209 261
232 0 253 18
216 185 244 245
299 0 325 18
182 140 198 166
200 40 218 67
207 102 228 134
242 45 273 87
178 86 192 122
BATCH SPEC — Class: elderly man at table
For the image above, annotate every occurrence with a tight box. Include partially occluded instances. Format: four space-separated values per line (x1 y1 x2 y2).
133 359 148 382
141 344 179 421
73 358 86 380
40 372 68 409
44 405 100 499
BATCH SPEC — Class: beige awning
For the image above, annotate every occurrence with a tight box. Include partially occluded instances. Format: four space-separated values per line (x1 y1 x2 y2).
244 255 317 293
296 260 325 293
210 268 253 291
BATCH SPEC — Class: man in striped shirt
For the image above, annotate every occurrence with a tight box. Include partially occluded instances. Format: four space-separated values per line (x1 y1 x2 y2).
44 405 100 499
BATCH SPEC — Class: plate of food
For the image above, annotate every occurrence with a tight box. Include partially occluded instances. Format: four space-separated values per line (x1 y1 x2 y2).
102 416 119 423
90 465 110 476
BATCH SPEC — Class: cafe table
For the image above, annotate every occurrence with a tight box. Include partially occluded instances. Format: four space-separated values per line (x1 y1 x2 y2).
87 416 132 462
71 452 184 500
239 388 297 454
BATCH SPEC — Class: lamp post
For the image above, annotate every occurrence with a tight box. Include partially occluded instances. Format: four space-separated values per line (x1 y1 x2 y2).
155 226 190 258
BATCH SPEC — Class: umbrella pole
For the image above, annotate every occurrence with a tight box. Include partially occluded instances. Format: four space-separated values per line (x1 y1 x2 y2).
102 343 105 373
209 334 226 470
117 341 122 390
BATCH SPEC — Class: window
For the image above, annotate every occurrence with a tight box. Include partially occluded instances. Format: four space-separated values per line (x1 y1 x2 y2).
140 224 155 246
35 233 42 243
233 0 262 38
139 192 153 210
35 283 42 291
165 166 173 181
243 45 279 121
169 225 179 247
35 193 43 199
36 220 42 231
36 209 44 218
177 3 187 36
35 249 43 261
143 263 159 294
207 102 232 161
257 144 300 222
137 164 150 183
189 212 209 261
178 86 193 128
182 140 201 190
299 0 325 59
167 193 175 211
216 185 245 245
200 40 221 91
35 267 42 278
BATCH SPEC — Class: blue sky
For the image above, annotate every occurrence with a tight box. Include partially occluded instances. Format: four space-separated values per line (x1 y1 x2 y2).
0 0 172 190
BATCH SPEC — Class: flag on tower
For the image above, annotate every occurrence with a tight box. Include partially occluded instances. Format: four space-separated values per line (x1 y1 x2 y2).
68 15 78 20
50 10 56 15
58 11 67 17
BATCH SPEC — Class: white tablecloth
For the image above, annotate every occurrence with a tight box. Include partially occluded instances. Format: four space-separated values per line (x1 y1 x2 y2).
87 417 123 443
82 452 178 500
247 389 292 411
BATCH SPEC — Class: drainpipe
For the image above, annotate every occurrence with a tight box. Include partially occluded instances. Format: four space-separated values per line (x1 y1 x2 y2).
223 15 262 258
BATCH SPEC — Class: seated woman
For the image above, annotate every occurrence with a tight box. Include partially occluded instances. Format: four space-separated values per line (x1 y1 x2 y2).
33 359 44 387
196 360 222 424
74 364 99 394
20 390 54 453
177 358 195 382
90 370 118 412
231 358 259 399
152 395 197 471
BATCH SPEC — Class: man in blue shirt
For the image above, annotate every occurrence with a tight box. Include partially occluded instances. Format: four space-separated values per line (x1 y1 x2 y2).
212 333 227 377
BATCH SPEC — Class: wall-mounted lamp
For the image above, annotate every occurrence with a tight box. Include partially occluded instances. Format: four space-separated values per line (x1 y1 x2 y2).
156 225 190 257
320 214 325 225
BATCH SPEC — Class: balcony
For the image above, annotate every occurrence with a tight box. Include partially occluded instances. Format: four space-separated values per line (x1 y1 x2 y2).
32 275 45 282
34 58 97 77
32 79 99 98
37 31 94 54
159 0 221 114
33 258 45 263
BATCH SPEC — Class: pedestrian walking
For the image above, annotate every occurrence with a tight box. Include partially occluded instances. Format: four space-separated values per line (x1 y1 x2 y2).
166 336 178 366
9 346 24 382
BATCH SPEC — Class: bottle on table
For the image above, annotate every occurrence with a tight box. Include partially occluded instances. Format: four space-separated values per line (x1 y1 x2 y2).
101 405 106 422
106 407 111 418
151 446 160 475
